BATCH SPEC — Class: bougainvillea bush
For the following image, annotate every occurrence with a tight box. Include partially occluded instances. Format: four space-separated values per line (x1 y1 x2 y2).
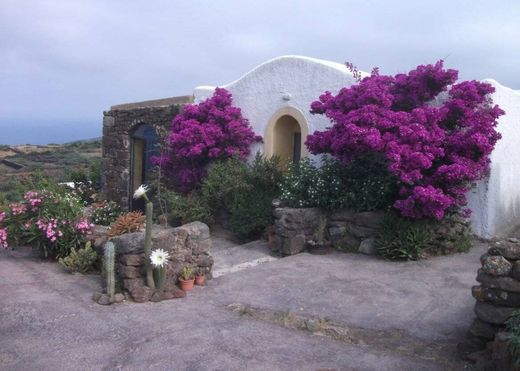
154 88 261 192
0 190 93 258
307 61 504 220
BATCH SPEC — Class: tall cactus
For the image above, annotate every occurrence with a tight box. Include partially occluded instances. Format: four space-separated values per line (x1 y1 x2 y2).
133 184 155 290
104 241 115 300
144 200 155 289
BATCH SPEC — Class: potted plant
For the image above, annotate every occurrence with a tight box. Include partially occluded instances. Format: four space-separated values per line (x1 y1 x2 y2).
307 215 332 255
195 268 206 286
178 266 195 291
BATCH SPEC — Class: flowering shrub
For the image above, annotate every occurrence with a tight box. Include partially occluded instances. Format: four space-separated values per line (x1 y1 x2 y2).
280 156 397 211
0 190 93 257
90 201 122 226
153 88 262 192
307 61 504 219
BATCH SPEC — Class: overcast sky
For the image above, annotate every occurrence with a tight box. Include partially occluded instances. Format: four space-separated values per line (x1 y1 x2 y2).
1 0 519 144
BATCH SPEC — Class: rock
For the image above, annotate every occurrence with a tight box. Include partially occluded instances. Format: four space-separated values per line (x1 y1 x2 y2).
473 286 520 307
331 234 361 252
191 238 212 254
481 256 512 276
118 264 142 279
474 301 515 324
354 211 385 229
476 269 520 292
346 224 376 239
123 278 145 292
457 335 489 355
330 209 355 222
281 234 306 255
92 292 102 302
328 225 346 238
358 238 376 255
511 261 520 280
111 232 145 254
130 286 152 303
150 292 162 302
119 254 145 266
467 318 500 340
97 293 112 305
491 332 516 370
466 348 492 364
194 254 213 267
87 225 110 250
113 293 125 303
181 221 210 241
488 242 520 260
480 253 490 265
508 237 519 244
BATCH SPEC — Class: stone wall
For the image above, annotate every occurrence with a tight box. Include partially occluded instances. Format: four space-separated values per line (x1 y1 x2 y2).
272 207 471 256
110 221 213 303
272 208 384 256
102 96 192 211
462 238 520 369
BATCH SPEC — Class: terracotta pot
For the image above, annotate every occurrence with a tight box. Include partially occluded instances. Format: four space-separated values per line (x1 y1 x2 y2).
195 275 205 286
179 277 195 292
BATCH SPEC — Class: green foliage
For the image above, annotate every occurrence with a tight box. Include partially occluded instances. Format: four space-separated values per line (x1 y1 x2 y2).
163 191 213 225
161 155 282 240
90 201 121 226
279 155 397 212
58 242 97 273
180 266 193 280
374 213 433 260
505 310 520 366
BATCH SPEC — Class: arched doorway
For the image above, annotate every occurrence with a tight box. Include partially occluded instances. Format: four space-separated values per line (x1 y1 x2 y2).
264 107 309 164
130 124 158 211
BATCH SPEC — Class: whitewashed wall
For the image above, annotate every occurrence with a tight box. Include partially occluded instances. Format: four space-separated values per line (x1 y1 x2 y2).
468 80 520 237
194 56 520 237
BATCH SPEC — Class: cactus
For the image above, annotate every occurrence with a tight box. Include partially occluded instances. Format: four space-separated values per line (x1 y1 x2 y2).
144 201 155 289
104 241 115 300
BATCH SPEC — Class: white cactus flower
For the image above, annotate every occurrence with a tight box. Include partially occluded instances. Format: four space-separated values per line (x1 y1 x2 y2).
150 249 170 268
133 184 149 199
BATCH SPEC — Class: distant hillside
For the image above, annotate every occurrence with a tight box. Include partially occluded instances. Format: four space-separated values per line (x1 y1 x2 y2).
0 139 102 196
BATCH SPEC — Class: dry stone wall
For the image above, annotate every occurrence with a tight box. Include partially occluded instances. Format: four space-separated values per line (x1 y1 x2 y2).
463 238 520 369
109 221 213 303
272 208 384 255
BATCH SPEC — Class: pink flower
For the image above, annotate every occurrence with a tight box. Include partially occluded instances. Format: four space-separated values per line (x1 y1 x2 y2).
0 227 8 249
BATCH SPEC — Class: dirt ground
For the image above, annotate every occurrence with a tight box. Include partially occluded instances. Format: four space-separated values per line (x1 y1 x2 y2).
0 237 488 370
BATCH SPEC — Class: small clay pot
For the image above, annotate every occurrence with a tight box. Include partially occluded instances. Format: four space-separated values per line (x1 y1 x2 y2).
179 277 195 292
195 275 205 286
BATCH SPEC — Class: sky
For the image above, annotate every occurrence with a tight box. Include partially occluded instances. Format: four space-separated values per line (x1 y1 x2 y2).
1 0 519 145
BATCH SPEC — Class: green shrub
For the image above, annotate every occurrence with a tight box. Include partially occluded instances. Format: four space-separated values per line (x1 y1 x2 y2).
163 191 213 225
58 242 97 273
374 213 433 260
279 155 397 212
506 310 520 366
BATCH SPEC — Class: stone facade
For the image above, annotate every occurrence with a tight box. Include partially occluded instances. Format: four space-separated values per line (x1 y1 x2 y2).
462 238 520 369
110 221 213 303
101 96 192 211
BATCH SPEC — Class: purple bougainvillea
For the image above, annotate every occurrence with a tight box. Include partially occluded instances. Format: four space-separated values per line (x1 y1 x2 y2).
307 61 504 220
154 88 261 192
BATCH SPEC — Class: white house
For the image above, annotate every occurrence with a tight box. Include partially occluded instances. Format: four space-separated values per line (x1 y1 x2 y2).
194 55 520 238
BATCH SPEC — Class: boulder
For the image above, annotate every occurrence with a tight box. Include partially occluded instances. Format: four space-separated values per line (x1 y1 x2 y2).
130 286 152 303
467 318 499 340
118 264 142 279
488 242 520 260
511 261 520 280
358 238 376 255
474 301 515 324
282 234 306 255
481 255 512 276
476 269 520 292
346 224 376 239
473 285 520 307
119 254 145 266
111 231 144 254
354 211 385 229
